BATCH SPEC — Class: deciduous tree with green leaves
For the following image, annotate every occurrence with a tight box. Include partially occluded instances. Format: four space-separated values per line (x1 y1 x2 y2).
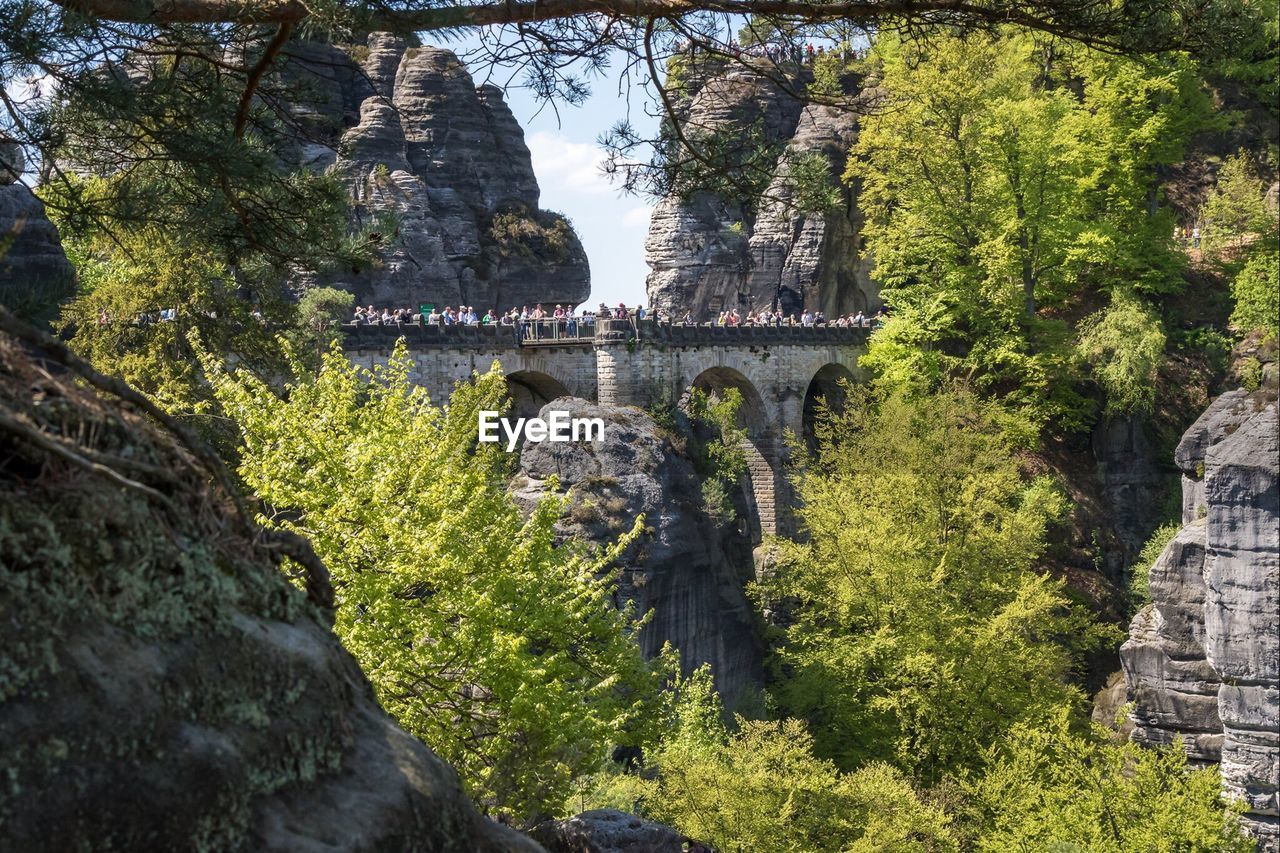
1077 290 1168 415
204 345 667 821
638 668 957 853
760 386 1111 783
848 32 1212 429
961 710 1254 851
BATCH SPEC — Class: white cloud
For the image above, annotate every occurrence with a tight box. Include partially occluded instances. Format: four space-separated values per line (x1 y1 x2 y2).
526 130 612 194
621 206 653 228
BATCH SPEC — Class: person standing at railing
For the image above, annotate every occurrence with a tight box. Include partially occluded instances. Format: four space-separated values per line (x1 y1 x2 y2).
530 304 546 340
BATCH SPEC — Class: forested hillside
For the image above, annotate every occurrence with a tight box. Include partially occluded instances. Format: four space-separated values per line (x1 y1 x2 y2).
1 0 1277 849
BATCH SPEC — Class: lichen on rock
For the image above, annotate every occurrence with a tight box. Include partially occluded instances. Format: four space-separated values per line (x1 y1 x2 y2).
0 327 539 852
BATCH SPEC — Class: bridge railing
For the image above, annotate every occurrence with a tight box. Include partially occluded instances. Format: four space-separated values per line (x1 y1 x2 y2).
339 316 875 350
517 317 596 345
595 317 874 346
341 320 522 349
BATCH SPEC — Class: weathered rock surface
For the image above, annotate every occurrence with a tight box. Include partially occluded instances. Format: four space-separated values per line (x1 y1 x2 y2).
1 140 24 184
0 332 540 852
1203 402 1279 844
0 180 77 320
1120 519 1224 762
645 60 878 320
530 809 714 853
1176 389 1255 523
280 35 589 311
1122 383 1279 848
1092 414 1168 573
512 398 765 711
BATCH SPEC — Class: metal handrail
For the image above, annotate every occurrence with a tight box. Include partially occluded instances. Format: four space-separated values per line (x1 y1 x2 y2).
515 316 596 344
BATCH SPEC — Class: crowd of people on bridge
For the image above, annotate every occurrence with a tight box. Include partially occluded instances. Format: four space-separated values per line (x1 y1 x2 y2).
350 301 888 335
710 307 886 328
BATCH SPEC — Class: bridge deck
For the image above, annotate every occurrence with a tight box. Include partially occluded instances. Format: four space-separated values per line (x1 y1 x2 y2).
340 319 873 350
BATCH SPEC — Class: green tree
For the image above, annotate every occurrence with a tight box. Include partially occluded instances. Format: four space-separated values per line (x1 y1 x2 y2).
204 344 666 821
761 386 1108 783
962 710 1254 851
682 386 749 522
640 668 957 853
1064 50 1214 294
848 34 1090 429
848 33 1211 430
1203 153 1272 252
57 219 292 415
1230 249 1280 339
293 286 354 367
1199 153 1280 340
1077 290 1168 415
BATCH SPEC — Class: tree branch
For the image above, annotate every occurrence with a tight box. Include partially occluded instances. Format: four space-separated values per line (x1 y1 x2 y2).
234 22 294 141
49 0 1129 49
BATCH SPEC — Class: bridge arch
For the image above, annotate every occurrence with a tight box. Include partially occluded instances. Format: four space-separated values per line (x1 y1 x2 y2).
683 366 778 542
802 362 858 449
505 370 570 420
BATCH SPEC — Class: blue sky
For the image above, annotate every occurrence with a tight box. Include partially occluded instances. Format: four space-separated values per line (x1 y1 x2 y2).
453 43 660 308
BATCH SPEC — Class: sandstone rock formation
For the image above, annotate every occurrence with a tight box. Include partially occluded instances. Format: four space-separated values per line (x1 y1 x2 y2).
1204 402 1279 845
530 809 714 853
0 330 539 852
1121 383 1279 847
1091 414 1168 574
278 35 589 312
512 398 765 711
0 144 76 320
644 60 878 320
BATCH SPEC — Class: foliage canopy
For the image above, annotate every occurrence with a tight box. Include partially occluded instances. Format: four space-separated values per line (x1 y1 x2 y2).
205 344 667 821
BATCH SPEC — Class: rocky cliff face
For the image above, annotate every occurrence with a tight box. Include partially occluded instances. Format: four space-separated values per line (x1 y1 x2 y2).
0 142 76 320
0 331 539 852
278 35 589 312
644 60 878 320
512 398 765 711
1121 381 1279 847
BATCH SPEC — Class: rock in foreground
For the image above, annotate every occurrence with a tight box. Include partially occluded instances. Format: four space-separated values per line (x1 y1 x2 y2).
0 330 538 852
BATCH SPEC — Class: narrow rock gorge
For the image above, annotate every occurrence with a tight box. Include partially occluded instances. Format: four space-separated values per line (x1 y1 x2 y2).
1122 371 1280 846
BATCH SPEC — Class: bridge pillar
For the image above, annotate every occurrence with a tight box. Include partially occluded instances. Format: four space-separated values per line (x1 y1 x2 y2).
595 334 682 410
742 434 780 540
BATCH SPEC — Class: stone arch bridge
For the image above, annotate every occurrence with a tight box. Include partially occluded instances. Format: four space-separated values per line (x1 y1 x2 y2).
343 320 869 539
